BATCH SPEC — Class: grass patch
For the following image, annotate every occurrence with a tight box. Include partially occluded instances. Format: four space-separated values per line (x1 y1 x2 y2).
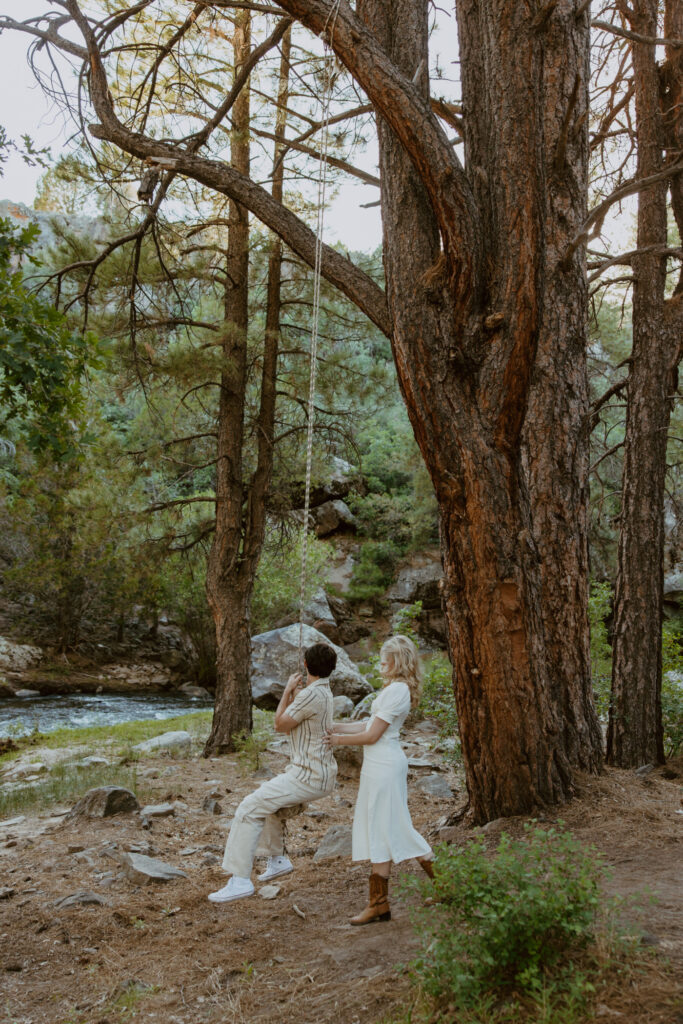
0 761 152 818
0 710 214 767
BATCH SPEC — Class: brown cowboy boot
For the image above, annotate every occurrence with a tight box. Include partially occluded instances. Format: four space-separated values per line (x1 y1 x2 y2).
418 857 434 880
350 873 391 925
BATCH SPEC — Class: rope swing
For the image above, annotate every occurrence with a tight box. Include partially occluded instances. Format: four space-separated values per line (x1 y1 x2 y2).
298 1 342 667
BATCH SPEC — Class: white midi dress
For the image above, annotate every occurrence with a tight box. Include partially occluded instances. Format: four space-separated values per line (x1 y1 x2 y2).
351 681 432 865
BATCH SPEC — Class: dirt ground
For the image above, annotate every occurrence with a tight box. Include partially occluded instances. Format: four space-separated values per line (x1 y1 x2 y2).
0 733 681 1024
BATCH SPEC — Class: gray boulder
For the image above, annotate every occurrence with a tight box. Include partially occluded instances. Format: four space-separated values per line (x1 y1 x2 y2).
313 825 353 861
250 623 371 709
14 689 41 698
0 637 42 673
66 786 139 819
311 499 357 538
133 731 192 754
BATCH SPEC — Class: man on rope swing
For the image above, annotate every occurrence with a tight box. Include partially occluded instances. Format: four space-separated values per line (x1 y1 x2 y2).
207 642 337 904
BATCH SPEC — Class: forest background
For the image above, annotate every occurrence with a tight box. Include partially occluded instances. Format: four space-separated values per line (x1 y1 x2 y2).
0 0 681 805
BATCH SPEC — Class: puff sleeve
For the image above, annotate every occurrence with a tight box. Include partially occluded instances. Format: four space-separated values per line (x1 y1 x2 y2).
373 682 411 724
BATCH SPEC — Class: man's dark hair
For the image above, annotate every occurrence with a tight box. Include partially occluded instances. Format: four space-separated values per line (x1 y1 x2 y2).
304 643 337 679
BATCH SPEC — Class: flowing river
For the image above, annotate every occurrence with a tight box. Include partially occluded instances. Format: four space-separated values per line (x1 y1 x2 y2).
0 691 213 738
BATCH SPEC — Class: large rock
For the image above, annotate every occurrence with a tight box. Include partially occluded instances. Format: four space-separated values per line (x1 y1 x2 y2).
66 786 139 819
313 825 353 861
250 624 372 709
101 662 173 689
133 731 192 754
310 500 357 538
289 456 359 509
385 557 446 645
118 852 187 884
0 637 42 674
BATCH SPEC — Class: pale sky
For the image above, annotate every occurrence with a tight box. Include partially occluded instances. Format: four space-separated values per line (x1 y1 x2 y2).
0 1 633 258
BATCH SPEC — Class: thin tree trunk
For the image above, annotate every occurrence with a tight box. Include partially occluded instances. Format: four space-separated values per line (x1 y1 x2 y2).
204 17 290 755
205 9 254 754
607 0 681 767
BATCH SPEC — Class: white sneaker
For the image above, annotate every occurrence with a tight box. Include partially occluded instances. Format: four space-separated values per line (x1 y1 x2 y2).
207 876 255 903
257 856 293 882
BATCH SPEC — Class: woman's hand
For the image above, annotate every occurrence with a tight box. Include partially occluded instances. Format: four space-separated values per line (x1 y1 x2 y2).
323 728 340 749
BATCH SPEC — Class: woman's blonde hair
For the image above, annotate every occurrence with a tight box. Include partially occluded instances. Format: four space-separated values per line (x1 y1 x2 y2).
381 634 423 708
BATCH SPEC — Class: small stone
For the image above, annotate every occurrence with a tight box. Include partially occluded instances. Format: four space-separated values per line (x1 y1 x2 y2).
0 887 15 900
416 774 454 800
313 825 353 861
139 803 175 819
640 931 660 947
67 845 85 855
482 817 507 834
54 891 107 909
14 689 40 697
202 797 223 815
179 847 199 857
141 817 151 830
305 810 328 820
332 695 354 718
596 1004 623 1018
635 763 654 777
78 756 111 768
407 756 435 769
333 794 352 808
201 853 220 866
139 768 160 779
119 852 188 884
259 885 280 900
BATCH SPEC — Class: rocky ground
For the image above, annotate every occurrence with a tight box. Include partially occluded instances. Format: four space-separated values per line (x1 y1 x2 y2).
0 723 681 1024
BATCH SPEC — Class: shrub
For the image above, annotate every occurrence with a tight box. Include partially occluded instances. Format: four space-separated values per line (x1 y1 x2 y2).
589 580 613 720
347 540 401 602
411 825 606 1016
419 652 458 742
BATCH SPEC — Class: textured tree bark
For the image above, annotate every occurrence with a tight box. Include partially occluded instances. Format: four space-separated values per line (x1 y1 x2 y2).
356 0 597 819
204 20 291 756
607 0 681 767
205 8 255 755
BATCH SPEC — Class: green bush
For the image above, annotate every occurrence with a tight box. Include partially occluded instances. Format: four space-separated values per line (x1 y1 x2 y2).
411 825 606 1016
419 652 458 741
347 539 401 602
589 580 613 720
589 581 683 755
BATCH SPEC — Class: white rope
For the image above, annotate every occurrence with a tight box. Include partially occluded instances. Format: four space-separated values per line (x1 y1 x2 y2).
298 1 342 669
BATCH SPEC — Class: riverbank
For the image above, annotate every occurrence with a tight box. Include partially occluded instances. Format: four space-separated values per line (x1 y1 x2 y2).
0 715 680 1024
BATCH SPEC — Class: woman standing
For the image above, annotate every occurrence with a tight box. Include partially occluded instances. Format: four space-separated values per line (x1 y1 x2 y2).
325 634 434 924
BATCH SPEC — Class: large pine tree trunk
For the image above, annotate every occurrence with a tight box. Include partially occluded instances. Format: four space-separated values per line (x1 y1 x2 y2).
359 0 598 820
607 0 680 767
